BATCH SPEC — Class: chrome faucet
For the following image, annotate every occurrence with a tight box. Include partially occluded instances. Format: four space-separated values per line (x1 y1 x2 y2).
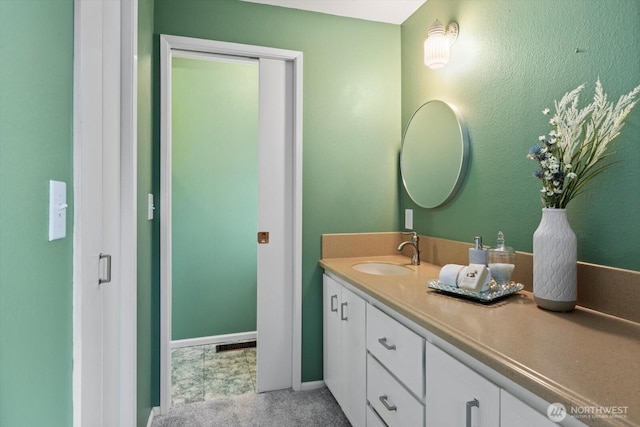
397 232 420 265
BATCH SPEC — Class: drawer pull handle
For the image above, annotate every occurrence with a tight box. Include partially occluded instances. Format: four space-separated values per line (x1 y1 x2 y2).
330 295 338 312
340 302 348 321
379 395 397 412
466 398 479 427
378 337 396 350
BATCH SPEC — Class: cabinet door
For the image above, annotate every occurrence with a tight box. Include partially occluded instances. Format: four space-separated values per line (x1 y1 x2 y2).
425 343 500 427
501 390 557 427
341 286 367 427
323 275 342 402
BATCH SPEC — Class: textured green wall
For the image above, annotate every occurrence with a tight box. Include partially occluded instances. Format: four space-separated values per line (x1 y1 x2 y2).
401 0 640 271
0 1 74 425
171 57 258 340
137 0 158 425
155 0 402 381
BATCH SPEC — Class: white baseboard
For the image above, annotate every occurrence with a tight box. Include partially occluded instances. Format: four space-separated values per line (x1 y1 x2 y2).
300 380 326 391
171 331 257 349
146 406 160 427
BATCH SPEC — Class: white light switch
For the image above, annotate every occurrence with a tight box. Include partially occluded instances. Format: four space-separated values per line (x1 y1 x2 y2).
405 209 413 230
49 180 67 241
147 193 155 220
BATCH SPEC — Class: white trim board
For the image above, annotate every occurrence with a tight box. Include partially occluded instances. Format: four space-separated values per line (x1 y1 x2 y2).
171 332 257 349
300 381 326 391
146 407 160 427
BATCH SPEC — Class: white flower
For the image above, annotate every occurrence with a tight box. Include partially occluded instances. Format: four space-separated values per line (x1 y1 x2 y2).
529 79 640 209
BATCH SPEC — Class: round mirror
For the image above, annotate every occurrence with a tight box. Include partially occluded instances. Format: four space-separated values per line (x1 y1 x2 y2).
400 100 469 208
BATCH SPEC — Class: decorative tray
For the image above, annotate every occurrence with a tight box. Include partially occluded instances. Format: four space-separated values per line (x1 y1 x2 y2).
427 279 524 303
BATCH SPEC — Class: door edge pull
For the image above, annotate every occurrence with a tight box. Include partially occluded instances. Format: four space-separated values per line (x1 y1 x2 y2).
99 253 112 284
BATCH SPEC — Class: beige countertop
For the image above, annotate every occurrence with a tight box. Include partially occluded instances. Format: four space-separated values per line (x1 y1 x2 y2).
320 255 640 427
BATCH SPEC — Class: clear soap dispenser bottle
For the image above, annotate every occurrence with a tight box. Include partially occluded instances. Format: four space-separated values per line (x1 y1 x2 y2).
487 231 516 287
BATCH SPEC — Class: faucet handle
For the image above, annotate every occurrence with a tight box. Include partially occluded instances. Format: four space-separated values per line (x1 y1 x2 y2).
402 231 419 242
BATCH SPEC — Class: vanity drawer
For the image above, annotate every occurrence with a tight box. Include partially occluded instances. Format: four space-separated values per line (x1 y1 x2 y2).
367 404 388 427
366 304 424 398
367 354 424 427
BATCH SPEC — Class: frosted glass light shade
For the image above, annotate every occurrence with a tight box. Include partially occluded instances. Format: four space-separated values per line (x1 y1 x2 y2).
424 20 458 70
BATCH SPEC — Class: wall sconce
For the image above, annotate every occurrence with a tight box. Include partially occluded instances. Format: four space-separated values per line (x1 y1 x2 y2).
424 20 459 69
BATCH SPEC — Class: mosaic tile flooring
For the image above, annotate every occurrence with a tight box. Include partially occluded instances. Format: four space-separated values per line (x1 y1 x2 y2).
171 344 257 405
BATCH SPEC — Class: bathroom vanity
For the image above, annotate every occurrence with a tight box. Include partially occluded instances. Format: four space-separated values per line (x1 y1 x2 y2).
320 243 640 427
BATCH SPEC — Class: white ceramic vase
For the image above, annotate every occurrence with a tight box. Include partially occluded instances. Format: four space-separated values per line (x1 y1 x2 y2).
533 208 577 312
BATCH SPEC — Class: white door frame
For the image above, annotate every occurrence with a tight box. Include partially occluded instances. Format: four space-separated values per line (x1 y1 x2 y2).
159 34 303 413
73 0 137 426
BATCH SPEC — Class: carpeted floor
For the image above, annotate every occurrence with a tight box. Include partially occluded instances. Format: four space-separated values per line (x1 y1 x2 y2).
152 387 351 427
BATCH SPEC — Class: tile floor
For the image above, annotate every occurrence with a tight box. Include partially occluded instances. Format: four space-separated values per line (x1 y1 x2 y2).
171 343 257 405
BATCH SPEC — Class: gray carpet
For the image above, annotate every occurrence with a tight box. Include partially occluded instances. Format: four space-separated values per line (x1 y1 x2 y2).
152 387 352 427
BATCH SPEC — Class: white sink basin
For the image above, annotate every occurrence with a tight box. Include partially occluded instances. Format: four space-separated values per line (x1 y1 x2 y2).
352 262 413 276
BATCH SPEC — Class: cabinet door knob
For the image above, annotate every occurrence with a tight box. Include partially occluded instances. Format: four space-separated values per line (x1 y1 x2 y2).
379 395 397 411
330 294 338 312
340 302 348 321
378 337 397 350
465 398 479 427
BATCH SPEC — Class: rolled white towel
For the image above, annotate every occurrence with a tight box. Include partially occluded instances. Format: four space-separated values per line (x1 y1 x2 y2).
438 264 466 287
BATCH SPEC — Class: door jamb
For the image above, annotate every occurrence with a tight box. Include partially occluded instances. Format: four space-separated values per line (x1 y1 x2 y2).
159 34 303 413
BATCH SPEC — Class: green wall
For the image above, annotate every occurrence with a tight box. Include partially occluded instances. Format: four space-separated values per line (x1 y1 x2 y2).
137 0 158 425
171 57 258 340
401 0 640 271
155 0 402 382
0 1 74 425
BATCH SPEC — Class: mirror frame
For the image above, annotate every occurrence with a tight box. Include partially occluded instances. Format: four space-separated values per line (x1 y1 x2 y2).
400 100 469 208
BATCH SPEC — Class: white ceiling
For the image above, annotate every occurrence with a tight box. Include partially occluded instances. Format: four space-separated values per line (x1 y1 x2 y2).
240 0 427 25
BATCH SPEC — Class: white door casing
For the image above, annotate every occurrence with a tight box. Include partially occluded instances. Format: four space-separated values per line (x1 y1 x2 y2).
73 0 137 426
159 35 303 413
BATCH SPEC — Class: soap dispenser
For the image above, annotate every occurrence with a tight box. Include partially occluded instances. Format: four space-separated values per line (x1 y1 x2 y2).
468 236 487 265
487 231 516 287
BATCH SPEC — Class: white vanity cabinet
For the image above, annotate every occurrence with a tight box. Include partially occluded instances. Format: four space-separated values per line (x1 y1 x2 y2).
323 274 366 427
501 390 557 427
425 342 500 427
322 270 575 427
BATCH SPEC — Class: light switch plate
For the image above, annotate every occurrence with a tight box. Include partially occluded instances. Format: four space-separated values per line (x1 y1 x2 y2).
49 180 67 241
405 209 413 230
147 193 155 220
